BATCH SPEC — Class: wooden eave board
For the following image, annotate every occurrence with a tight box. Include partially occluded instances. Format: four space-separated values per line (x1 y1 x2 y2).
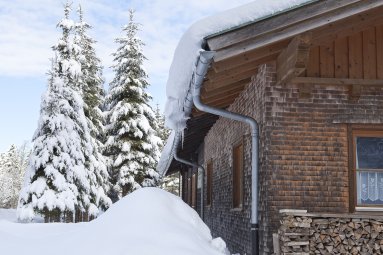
197 1 383 110
166 113 219 175
206 0 359 51
207 0 383 65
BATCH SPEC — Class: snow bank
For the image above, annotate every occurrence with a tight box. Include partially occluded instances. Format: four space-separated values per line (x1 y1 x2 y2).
0 188 229 255
0 209 17 222
164 0 312 131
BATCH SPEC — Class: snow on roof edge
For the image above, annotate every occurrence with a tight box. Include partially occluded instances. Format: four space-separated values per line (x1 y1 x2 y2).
160 0 314 175
204 0 318 41
157 131 180 176
164 0 313 132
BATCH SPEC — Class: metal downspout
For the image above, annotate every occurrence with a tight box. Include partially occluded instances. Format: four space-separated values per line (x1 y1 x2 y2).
192 51 260 255
173 143 205 220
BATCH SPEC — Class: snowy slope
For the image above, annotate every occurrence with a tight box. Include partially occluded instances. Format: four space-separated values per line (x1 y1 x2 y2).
0 188 229 255
0 209 17 222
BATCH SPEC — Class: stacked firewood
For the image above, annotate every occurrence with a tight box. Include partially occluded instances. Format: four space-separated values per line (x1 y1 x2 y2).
310 217 383 254
278 212 311 255
277 210 383 255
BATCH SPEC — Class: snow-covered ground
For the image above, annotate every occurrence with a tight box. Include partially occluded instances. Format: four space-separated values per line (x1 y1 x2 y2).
0 188 229 255
0 208 18 222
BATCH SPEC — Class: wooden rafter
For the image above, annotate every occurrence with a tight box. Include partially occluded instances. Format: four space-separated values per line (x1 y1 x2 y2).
201 80 248 100
277 33 311 85
212 46 283 73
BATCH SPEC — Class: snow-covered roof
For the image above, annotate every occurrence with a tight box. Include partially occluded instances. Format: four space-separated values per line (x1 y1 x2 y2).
164 0 314 131
159 0 314 176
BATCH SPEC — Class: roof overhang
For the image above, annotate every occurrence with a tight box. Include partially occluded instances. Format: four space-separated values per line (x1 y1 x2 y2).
163 0 383 175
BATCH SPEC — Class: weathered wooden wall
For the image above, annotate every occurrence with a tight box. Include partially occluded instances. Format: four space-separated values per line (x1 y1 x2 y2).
201 61 383 254
306 25 383 79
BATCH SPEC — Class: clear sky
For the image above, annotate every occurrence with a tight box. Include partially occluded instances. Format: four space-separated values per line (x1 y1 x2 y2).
0 0 253 152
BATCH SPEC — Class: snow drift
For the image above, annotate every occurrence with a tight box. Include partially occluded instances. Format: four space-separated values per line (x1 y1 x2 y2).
0 188 229 255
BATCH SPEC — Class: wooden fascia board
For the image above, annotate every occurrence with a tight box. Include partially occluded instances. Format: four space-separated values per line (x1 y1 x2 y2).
210 0 383 64
207 0 359 51
277 33 311 85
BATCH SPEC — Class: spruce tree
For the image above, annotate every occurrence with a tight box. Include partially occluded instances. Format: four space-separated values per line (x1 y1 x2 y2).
105 10 161 200
17 3 94 222
75 5 111 213
154 104 170 150
0 145 21 208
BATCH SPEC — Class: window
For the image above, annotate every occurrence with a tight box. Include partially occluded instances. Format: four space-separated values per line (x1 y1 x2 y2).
233 143 244 209
191 173 196 208
206 161 213 206
353 130 383 207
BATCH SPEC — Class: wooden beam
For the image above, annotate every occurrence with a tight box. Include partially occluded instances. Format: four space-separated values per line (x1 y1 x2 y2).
291 77 383 86
277 34 311 85
213 37 289 65
202 91 241 106
201 80 248 100
206 75 253 92
207 0 360 50
210 0 383 63
207 61 258 80
213 52 278 74
207 68 257 85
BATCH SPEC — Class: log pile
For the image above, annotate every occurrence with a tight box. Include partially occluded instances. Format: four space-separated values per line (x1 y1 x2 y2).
277 210 383 255
310 217 383 254
278 210 311 255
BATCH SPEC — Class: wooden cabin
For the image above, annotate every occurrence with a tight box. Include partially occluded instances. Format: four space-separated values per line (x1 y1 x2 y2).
160 1 383 254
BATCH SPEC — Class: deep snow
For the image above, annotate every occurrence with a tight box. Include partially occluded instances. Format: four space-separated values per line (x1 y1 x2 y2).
0 188 229 255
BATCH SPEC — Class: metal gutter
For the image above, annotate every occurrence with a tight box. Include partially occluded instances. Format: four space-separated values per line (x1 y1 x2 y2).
192 51 260 255
173 144 205 220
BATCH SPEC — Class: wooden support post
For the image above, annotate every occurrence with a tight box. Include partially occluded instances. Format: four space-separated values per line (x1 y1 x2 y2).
277 33 311 86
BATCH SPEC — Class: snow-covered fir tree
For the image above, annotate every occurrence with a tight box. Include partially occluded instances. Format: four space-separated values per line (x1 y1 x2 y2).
154 104 170 151
18 3 98 222
74 5 111 212
161 173 180 196
105 10 161 201
0 144 29 208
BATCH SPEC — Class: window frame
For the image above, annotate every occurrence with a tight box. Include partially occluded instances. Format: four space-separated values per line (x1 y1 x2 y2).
206 160 213 207
232 140 244 210
191 173 197 208
352 129 383 210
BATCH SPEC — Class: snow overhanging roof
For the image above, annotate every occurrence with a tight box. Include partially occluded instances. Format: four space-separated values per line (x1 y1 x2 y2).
157 0 315 176
163 0 315 132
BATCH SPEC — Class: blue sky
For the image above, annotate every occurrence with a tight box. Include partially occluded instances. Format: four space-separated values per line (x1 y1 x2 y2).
0 0 253 152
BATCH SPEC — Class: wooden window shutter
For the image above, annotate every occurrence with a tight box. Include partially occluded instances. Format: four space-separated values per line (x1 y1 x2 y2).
233 143 244 208
207 161 213 206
